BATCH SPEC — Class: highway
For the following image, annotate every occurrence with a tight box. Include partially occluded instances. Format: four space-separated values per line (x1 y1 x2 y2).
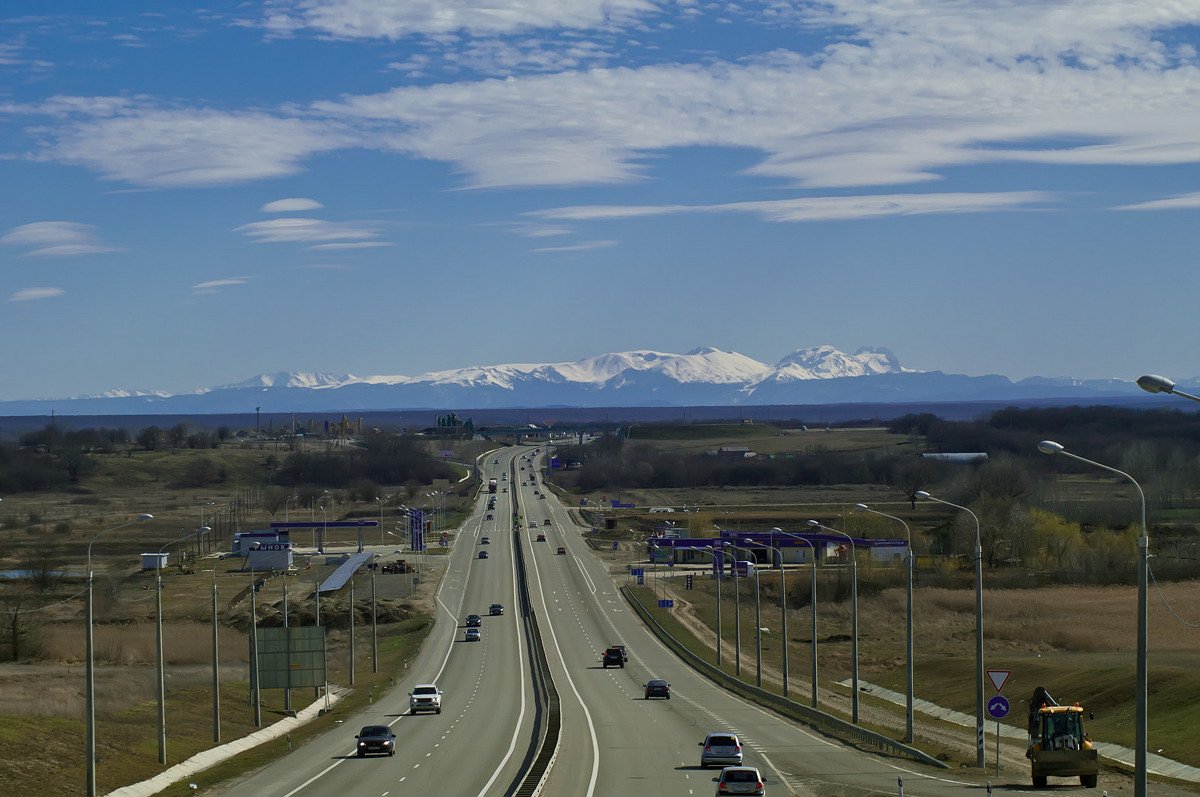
211 445 989 797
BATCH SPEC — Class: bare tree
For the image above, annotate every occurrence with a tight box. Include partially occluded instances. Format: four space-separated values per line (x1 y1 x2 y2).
0 588 46 661
23 539 65 593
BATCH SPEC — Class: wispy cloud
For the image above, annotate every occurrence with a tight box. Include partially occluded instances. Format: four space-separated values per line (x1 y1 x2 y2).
532 239 618 252
9 287 64 302
1113 192 1200 211
532 192 1057 224
0 221 119 257
310 241 394 250
261 197 324 213
235 217 382 246
261 0 663 39
192 277 251 294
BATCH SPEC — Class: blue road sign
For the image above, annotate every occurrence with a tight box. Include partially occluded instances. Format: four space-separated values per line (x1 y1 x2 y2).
636 573 644 585
987 695 1010 720
630 568 643 576
612 541 619 550
657 599 674 609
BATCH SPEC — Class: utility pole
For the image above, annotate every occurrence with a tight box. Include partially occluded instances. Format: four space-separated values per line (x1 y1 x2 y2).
371 571 379 673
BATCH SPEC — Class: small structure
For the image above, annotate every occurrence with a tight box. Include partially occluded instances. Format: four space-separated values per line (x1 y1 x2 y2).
141 552 169 571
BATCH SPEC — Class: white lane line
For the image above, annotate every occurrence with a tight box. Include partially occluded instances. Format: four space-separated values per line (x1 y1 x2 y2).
527 532 601 797
472 507 528 797
572 556 597 595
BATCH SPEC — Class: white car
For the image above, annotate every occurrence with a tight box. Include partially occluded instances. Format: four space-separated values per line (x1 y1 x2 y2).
409 683 443 715
714 766 765 795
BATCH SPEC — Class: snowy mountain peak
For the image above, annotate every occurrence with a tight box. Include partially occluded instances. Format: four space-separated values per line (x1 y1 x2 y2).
218 371 352 390
766 345 906 382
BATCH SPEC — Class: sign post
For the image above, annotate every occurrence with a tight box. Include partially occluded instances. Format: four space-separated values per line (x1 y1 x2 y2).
986 672 1012 777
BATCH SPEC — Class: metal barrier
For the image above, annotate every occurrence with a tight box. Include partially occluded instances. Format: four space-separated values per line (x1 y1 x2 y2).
621 585 948 770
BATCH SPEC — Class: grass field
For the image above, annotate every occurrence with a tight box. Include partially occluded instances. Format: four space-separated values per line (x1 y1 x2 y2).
630 568 1200 769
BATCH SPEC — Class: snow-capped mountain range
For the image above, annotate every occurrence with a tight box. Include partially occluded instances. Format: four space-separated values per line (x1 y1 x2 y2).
0 345 1190 417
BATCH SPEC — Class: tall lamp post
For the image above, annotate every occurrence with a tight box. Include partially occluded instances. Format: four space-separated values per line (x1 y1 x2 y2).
772 528 820 708
807 520 859 723
155 526 210 764
856 503 915 743
679 546 723 666
1038 440 1148 797
725 542 763 686
915 490 984 767
85 513 153 797
743 539 788 696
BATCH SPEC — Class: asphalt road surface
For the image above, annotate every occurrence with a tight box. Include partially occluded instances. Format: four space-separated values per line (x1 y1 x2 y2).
210 445 1057 797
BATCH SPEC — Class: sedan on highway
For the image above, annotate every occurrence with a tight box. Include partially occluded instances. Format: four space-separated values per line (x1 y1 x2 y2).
644 679 671 699
699 732 743 768
489 603 504 615
465 627 481 641
355 725 396 757
478 550 489 559
465 614 481 627
714 766 765 795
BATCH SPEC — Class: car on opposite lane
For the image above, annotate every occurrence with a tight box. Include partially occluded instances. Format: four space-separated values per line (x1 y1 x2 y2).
480 536 491 544
355 724 396 757
478 550 489 559
714 766 765 795
465 627 481 641
489 603 504 615
465 614 481 627
644 679 671 699
409 684 443 715
536 533 546 542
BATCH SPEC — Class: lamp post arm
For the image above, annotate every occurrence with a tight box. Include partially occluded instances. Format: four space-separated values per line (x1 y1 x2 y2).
1058 451 1147 537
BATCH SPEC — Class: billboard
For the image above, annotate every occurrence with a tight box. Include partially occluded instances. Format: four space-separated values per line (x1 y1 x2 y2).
409 509 426 552
256 626 326 689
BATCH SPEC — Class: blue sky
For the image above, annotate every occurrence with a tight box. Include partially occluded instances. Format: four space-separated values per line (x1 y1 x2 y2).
1 1 1198 400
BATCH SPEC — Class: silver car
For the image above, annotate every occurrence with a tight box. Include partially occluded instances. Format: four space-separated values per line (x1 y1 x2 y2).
714 765 764 795
699 732 743 768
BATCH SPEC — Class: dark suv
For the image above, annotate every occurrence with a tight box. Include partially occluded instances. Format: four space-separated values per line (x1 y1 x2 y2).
601 647 625 668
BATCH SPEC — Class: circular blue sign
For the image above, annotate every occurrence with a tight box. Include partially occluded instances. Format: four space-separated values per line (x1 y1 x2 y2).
987 695 1010 719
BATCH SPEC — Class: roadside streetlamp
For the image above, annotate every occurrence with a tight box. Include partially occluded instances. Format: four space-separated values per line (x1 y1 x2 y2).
284 494 297 524
915 490 984 767
85 513 153 797
770 528 820 708
807 520 859 723
742 539 788 696
856 503 916 743
725 542 763 687
679 546 723 666
318 504 327 554
1136 373 1200 403
1038 440 1148 797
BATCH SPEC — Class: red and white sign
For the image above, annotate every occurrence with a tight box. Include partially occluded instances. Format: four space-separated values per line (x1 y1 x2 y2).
986 669 1012 693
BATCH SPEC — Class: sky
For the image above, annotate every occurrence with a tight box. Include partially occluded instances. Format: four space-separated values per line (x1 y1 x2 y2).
1 1 1198 401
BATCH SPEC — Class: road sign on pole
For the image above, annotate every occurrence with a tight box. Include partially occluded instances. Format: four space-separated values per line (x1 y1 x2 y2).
987 695 1010 719
986 669 1011 693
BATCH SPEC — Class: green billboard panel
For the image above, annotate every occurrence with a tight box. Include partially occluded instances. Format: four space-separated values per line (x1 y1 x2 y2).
256 626 326 689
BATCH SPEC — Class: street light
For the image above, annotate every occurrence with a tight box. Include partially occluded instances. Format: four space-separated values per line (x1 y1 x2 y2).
318 503 327 554
678 546 723 666
284 494 298 524
914 490 985 767
85 512 153 797
807 520 859 723
856 503 915 743
1136 373 1200 403
725 541 762 686
1037 440 1148 797
742 539 788 696
769 528 819 709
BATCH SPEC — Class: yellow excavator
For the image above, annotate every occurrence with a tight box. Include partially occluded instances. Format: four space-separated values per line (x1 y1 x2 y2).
1026 686 1099 788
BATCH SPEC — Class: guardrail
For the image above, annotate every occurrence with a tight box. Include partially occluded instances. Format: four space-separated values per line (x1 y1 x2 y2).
506 462 563 797
621 584 948 769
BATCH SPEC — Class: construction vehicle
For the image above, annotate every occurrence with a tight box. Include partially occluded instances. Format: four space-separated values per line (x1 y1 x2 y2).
1026 687 1099 788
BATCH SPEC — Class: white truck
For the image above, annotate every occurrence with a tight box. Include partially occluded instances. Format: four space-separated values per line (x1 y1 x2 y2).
409 683 443 715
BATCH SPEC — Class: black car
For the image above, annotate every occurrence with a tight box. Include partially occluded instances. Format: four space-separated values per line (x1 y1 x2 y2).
478 550 489 559
466 614 482 627
355 724 396 757
601 648 625 668
489 603 504 616
644 679 671 699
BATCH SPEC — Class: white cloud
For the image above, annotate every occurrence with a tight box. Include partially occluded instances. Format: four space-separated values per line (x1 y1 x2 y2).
310 241 395 250
261 197 325 213
532 191 1056 223
47 110 351 187
0 221 118 257
1113 192 1200 211
532 239 618 252
192 277 251 294
235 217 382 244
9 287 64 302
262 0 664 40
